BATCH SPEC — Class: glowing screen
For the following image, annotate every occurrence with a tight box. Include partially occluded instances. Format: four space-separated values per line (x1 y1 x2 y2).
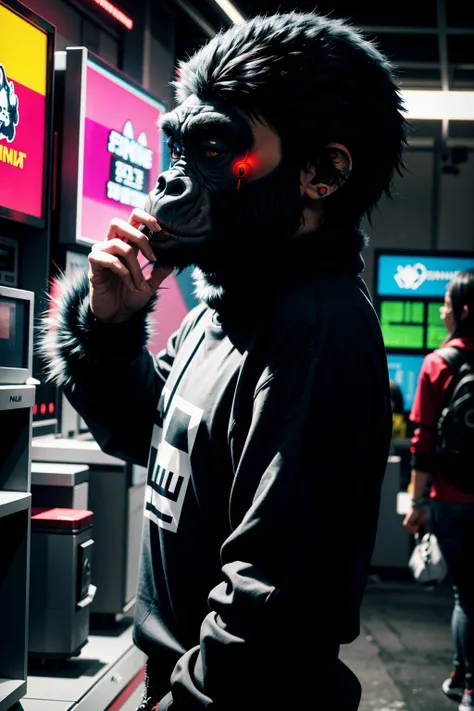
387 353 424 411
81 59 165 243
0 3 48 221
380 299 447 351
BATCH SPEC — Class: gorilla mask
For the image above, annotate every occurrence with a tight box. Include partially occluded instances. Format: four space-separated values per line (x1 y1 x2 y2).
145 97 305 274
145 12 406 280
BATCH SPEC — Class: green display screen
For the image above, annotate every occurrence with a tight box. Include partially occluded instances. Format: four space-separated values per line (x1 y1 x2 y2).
426 302 446 349
380 299 446 350
380 300 424 348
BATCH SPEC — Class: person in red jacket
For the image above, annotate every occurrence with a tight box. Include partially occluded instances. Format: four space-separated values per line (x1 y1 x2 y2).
403 268 474 711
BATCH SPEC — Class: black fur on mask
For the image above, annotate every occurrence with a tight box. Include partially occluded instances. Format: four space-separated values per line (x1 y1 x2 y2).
173 11 407 229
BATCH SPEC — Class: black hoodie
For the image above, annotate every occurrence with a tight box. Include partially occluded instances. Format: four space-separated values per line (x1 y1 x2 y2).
41 228 392 711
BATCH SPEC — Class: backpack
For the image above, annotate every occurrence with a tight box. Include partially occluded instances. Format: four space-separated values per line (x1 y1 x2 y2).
436 346 474 494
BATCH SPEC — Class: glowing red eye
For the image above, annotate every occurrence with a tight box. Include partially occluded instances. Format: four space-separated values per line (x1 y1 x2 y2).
232 160 251 179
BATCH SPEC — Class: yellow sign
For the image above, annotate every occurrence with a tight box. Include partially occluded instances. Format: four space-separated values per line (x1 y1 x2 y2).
0 144 26 168
0 4 47 96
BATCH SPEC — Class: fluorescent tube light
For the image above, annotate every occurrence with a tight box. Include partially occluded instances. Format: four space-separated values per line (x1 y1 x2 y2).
402 90 474 121
213 0 245 24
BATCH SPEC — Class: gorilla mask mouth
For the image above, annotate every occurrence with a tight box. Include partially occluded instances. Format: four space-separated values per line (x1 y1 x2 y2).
150 228 179 244
149 226 210 244
145 224 219 272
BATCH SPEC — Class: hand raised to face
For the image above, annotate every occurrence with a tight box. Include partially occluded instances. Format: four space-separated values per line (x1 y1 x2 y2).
88 208 172 323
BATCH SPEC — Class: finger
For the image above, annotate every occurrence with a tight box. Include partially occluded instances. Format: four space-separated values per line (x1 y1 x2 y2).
88 251 136 292
128 208 161 233
146 264 173 292
94 238 148 291
105 217 156 262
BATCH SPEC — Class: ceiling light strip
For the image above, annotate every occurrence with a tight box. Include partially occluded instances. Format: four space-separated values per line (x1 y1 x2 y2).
402 90 474 121
213 0 245 24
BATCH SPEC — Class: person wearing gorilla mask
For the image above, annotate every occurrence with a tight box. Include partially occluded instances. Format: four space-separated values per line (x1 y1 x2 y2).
41 12 406 711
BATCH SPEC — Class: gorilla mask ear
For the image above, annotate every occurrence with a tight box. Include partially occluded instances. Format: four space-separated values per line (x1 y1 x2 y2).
303 143 353 200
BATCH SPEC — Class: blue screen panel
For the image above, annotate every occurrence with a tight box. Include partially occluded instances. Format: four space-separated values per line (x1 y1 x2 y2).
175 267 199 311
387 353 425 412
377 255 474 298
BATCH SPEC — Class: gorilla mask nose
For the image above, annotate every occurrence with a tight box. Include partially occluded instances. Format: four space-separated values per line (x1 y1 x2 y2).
149 168 210 237
156 173 187 197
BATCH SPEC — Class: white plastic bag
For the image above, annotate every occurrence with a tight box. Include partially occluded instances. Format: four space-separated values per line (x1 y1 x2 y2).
408 532 447 586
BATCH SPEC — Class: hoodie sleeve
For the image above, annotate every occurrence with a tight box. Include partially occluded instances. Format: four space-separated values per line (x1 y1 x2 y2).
158 318 385 711
38 270 190 467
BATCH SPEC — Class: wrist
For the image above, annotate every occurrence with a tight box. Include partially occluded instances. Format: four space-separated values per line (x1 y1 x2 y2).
411 497 429 511
89 309 132 325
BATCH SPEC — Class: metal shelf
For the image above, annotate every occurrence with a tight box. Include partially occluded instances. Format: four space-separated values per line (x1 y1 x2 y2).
31 436 123 466
0 385 35 412
0 678 27 711
0 383 34 709
0 492 31 519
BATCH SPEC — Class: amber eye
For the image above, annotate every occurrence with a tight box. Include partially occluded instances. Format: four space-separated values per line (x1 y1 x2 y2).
201 139 227 161
168 139 182 161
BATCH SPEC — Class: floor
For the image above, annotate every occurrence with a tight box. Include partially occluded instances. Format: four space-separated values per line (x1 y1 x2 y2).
124 577 460 711
341 576 459 711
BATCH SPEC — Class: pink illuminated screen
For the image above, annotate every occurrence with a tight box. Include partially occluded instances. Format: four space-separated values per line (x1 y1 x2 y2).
81 61 190 353
0 4 48 221
81 60 164 244
0 302 11 340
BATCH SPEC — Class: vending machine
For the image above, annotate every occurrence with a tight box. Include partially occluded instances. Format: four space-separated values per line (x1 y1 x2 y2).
0 0 55 706
374 249 474 414
0 0 56 438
